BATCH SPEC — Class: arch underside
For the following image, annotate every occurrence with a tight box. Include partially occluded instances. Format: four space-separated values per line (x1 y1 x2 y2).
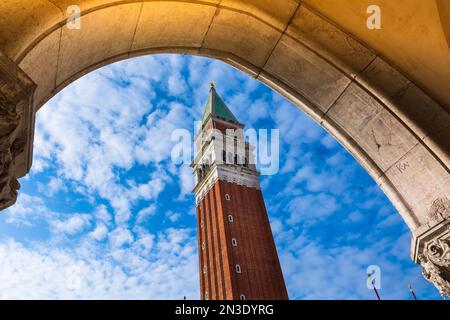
0 0 449 296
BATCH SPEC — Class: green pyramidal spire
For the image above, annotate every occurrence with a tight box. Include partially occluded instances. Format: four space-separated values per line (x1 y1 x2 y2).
202 82 239 126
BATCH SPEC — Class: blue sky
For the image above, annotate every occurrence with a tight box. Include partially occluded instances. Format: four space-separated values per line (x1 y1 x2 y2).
0 54 441 299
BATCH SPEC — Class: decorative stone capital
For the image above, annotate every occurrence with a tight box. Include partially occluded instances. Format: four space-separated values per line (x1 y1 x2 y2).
0 51 36 210
411 197 450 297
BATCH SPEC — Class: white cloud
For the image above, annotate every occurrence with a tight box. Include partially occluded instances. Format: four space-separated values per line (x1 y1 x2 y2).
165 211 181 223
134 173 167 200
94 205 113 225
246 98 270 123
50 214 92 235
274 101 325 145
32 61 192 225
0 229 199 299
178 165 194 199
346 211 363 223
269 218 283 235
3 193 55 226
287 193 339 225
90 223 108 241
136 204 157 224
109 227 134 248
135 102 193 165
168 73 188 96
38 177 66 196
321 134 339 149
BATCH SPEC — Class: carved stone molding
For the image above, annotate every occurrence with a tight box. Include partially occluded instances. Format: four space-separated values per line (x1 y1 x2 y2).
411 208 450 297
427 197 450 221
0 51 36 210
195 164 260 205
418 237 450 297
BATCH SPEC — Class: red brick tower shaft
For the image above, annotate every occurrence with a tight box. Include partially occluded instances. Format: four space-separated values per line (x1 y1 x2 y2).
192 83 288 300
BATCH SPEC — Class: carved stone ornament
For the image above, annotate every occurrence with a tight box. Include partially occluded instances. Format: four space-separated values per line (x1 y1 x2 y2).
0 51 36 210
418 237 450 297
411 213 450 297
427 197 450 221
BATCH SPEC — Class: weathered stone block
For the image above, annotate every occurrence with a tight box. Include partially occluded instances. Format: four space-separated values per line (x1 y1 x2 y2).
391 84 450 139
357 56 450 170
56 3 141 87
132 2 216 52
357 53 450 142
287 5 375 77
424 125 450 169
220 0 300 31
203 7 282 68
320 114 385 180
327 83 418 172
19 29 60 109
326 83 382 135
356 57 410 105
0 0 62 61
257 69 325 123
358 108 418 172
263 35 350 112
384 143 450 226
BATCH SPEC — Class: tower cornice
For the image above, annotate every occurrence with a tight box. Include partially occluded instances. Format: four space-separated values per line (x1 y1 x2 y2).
193 163 260 204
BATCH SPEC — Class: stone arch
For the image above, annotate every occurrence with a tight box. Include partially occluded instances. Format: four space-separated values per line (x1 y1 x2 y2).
0 0 449 295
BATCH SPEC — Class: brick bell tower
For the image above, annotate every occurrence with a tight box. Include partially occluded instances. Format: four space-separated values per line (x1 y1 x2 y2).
191 83 288 300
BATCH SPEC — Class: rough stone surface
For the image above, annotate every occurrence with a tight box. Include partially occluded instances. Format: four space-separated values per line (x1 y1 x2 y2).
220 0 300 31
304 0 450 111
356 57 450 170
132 2 216 52
0 51 36 209
203 7 282 68
287 5 375 77
0 0 62 61
356 57 410 104
18 29 60 109
263 34 351 112
327 83 418 172
424 125 450 169
56 3 141 87
384 144 450 226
